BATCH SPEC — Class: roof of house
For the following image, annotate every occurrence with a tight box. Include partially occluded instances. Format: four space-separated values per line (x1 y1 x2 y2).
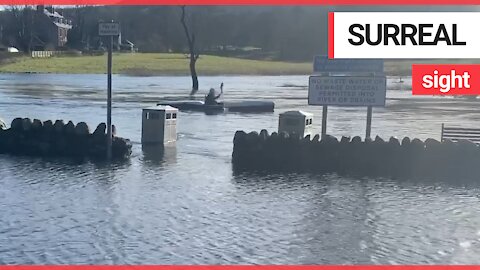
43 9 73 29
43 9 63 19
54 22 73 29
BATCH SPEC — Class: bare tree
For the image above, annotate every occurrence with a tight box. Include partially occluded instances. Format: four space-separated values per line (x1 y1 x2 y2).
180 6 199 96
5 6 35 52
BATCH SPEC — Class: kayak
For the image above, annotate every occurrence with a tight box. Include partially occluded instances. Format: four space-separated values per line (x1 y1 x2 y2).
157 101 224 112
157 100 205 110
224 100 274 112
204 103 226 114
157 100 274 113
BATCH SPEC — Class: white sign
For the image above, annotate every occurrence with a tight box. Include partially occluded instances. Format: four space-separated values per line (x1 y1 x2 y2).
308 76 386 107
331 12 477 59
99 22 120 36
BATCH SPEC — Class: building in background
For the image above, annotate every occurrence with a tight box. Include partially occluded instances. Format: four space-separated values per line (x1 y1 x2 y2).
33 5 73 50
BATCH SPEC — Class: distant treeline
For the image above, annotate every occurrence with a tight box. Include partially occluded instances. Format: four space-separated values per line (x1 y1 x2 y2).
0 5 478 61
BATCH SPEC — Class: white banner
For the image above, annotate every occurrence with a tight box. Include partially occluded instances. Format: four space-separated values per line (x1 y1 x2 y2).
331 12 479 59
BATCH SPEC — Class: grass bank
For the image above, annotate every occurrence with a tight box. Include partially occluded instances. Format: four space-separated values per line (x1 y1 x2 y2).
0 53 477 76
0 53 311 76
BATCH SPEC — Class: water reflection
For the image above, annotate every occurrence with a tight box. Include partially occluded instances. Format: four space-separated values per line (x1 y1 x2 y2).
141 143 177 165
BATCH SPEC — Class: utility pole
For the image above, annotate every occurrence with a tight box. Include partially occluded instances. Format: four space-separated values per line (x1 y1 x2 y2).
99 21 120 160
106 33 113 160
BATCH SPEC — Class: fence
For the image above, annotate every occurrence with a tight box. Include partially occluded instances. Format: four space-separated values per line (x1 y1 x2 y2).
31 51 83 58
31 51 56 58
441 123 480 144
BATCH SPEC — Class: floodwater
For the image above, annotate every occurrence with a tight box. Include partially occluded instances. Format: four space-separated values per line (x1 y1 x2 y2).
1 74 480 264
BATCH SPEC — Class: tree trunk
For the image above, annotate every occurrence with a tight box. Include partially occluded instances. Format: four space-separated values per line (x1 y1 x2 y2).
190 55 198 92
180 6 199 96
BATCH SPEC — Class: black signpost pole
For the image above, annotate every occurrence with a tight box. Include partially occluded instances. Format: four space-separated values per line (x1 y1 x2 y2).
99 21 119 161
366 106 372 139
106 35 113 160
322 105 328 138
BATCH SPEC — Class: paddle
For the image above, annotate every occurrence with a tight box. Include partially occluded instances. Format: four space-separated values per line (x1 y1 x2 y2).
219 82 224 104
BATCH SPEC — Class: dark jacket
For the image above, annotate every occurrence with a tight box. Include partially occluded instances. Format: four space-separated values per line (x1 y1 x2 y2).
205 92 222 105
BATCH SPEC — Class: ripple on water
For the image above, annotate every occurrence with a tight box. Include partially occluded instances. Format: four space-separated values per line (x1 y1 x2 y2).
1 75 480 263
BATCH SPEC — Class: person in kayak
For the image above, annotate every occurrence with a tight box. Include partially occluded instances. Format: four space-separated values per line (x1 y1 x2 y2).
204 83 224 105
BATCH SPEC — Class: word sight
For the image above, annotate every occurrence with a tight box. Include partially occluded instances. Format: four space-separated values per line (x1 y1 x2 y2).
412 65 480 96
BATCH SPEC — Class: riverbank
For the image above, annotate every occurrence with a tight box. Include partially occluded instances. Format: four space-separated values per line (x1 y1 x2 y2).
0 53 311 76
0 53 478 76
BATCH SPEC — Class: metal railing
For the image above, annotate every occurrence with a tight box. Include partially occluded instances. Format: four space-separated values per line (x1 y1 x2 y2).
31 51 56 58
441 123 480 144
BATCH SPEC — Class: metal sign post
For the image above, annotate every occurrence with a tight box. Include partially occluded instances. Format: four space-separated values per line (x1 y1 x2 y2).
322 106 328 138
366 106 372 139
106 35 113 160
99 21 120 160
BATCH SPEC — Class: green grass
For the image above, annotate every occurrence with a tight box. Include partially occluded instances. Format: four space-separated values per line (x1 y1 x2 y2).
0 53 312 76
1 53 477 76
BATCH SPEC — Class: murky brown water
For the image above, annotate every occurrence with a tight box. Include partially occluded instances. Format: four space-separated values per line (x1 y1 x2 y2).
1 74 480 264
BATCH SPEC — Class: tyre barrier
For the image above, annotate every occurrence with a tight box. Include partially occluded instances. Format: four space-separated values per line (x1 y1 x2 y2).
0 118 132 160
232 130 480 180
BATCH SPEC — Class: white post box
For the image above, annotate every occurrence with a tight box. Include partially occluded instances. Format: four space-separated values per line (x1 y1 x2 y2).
142 105 178 144
278 110 313 138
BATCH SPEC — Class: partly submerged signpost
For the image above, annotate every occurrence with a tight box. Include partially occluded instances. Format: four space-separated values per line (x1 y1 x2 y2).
309 56 386 139
99 21 120 160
